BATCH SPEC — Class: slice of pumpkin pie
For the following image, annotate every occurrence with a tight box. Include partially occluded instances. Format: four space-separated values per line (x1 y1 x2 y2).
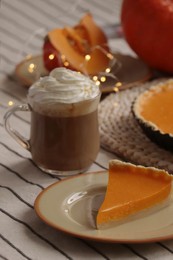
97 160 172 229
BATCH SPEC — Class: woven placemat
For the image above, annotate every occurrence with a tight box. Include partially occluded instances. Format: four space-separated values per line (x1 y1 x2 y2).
98 79 173 173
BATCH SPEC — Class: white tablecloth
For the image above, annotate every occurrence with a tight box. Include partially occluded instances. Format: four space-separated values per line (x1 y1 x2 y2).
1 0 173 259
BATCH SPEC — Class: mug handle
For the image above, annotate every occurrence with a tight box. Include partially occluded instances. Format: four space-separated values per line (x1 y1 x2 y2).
3 104 31 150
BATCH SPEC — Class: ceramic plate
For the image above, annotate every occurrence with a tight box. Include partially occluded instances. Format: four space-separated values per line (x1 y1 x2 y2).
15 53 152 93
34 171 173 243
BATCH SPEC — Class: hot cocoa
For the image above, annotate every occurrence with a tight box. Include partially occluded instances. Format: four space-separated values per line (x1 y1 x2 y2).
30 109 99 172
27 67 101 175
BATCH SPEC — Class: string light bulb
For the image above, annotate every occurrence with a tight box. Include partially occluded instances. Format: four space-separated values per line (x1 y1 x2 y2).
8 101 14 106
28 63 36 73
92 75 98 81
49 54 55 60
85 54 91 61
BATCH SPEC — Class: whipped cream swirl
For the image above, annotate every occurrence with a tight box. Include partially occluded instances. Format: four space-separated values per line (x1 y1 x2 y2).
28 68 100 106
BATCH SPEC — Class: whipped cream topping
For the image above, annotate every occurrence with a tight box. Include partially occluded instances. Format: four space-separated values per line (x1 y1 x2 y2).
28 68 100 106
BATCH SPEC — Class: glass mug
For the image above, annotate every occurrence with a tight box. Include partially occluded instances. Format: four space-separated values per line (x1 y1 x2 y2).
4 95 100 176
3 69 101 176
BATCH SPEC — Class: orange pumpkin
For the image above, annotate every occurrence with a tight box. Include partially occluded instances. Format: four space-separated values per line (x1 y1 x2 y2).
43 14 110 75
121 0 173 74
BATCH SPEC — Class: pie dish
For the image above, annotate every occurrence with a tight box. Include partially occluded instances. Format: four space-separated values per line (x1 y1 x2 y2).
133 79 173 152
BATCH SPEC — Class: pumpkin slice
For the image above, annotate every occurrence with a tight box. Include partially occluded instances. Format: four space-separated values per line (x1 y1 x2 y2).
79 13 109 50
74 24 89 45
133 79 173 152
97 159 172 229
46 13 110 75
63 27 89 54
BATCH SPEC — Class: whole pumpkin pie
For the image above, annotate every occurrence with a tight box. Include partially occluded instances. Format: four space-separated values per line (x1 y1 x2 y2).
96 160 172 229
133 80 173 151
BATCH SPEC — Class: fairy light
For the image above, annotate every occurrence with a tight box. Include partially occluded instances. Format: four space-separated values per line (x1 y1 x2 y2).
93 75 98 81
64 61 69 67
60 54 70 67
115 81 122 87
29 63 35 69
49 54 55 60
100 76 106 82
95 80 101 86
85 54 91 61
105 67 111 73
113 86 119 92
8 101 14 106
107 52 114 60
112 82 122 93
28 63 35 73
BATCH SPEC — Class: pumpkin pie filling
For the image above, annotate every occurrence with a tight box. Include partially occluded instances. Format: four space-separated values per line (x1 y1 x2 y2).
135 81 173 135
96 160 172 229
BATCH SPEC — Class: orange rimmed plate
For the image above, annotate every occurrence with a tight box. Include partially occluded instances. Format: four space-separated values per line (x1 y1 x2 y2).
34 171 173 243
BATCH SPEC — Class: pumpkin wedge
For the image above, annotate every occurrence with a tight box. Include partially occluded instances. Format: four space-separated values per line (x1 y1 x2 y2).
79 13 109 49
43 13 110 75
